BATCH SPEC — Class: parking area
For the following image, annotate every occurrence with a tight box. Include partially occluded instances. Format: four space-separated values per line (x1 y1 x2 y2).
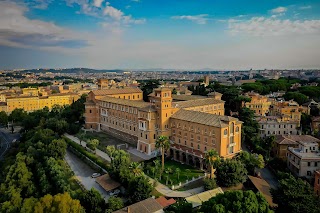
65 150 111 201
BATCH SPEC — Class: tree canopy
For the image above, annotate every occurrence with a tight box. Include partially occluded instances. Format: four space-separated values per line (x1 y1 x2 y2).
200 190 274 213
271 173 320 213
215 159 248 187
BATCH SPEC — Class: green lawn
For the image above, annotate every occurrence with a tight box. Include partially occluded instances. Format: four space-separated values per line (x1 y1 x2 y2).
144 158 204 187
76 131 127 149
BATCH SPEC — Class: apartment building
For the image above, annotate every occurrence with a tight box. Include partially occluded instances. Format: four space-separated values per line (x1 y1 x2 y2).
85 87 242 169
244 92 272 116
0 93 79 113
269 100 309 125
257 116 299 138
287 138 320 180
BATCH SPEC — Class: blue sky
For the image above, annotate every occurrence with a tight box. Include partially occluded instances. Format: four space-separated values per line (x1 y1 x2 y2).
0 0 320 70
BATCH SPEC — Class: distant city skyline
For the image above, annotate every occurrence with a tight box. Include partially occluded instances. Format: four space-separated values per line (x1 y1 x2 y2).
0 0 320 70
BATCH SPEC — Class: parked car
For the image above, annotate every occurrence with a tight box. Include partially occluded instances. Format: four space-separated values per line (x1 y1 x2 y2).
91 173 101 178
109 189 120 196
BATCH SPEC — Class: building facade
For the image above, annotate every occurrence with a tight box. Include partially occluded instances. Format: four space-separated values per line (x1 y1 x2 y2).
287 138 320 180
1 93 79 113
84 87 242 168
244 92 272 116
257 116 299 138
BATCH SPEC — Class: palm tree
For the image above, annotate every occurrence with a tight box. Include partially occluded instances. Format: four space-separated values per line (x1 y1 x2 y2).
150 167 156 177
185 169 191 180
153 159 160 169
175 168 181 180
129 162 143 177
204 149 219 179
155 135 170 172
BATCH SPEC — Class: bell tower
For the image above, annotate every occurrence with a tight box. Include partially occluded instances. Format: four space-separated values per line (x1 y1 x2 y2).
149 87 174 137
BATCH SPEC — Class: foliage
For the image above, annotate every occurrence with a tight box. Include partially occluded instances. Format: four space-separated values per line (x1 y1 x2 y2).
203 177 217 190
200 190 274 213
155 135 170 171
215 159 248 187
283 92 309 105
0 111 8 126
127 176 153 204
204 149 220 179
20 192 83 213
271 173 320 213
236 151 265 175
165 199 192 213
129 162 144 177
86 139 100 151
79 189 105 213
139 80 160 102
107 196 124 212
65 137 108 170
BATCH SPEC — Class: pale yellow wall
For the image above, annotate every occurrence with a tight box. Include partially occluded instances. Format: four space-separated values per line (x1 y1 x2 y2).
5 94 78 112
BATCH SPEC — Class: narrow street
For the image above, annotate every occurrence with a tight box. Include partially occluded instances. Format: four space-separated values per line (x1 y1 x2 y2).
65 150 110 201
0 127 20 160
242 140 279 189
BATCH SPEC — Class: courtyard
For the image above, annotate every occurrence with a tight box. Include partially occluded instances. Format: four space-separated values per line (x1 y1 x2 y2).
144 158 204 187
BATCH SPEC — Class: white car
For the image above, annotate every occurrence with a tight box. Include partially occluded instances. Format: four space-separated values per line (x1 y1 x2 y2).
109 189 120 196
91 173 101 178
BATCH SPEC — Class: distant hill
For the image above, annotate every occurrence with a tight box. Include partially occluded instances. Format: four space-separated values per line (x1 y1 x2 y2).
21 68 124 74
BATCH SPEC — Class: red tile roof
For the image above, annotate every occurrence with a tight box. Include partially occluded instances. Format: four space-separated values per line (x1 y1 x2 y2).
155 197 176 208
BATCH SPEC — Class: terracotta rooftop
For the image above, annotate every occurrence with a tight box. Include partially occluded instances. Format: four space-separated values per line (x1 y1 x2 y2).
98 96 150 108
248 175 278 208
172 94 205 101
114 198 163 213
173 98 224 109
92 88 142 96
275 135 320 145
171 109 241 128
95 174 121 192
155 196 176 208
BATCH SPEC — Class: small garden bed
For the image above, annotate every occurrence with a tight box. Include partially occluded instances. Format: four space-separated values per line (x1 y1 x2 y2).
144 158 204 187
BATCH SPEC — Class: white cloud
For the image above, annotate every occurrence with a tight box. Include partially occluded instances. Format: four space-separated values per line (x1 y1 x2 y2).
228 17 320 36
103 5 124 20
171 14 209 25
0 1 87 48
299 5 312 10
270 6 287 14
93 0 104 8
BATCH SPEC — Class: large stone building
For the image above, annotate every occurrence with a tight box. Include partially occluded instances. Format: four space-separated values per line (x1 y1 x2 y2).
244 92 272 116
287 138 320 180
84 87 242 168
0 93 79 113
257 116 299 138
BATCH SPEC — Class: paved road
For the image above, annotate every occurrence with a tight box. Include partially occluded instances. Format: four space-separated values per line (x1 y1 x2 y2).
0 127 20 160
65 150 111 201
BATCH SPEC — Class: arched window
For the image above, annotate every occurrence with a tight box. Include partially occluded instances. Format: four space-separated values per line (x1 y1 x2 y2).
197 144 200 150
204 146 207 151
230 123 234 134
236 126 239 132
224 129 228 135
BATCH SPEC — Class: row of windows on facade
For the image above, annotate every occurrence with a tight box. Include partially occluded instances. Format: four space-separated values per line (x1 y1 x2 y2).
172 123 239 135
261 124 295 129
288 155 320 167
116 95 140 99
172 130 217 138
102 117 137 131
100 102 139 114
173 136 216 147
265 130 294 135
247 104 269 108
